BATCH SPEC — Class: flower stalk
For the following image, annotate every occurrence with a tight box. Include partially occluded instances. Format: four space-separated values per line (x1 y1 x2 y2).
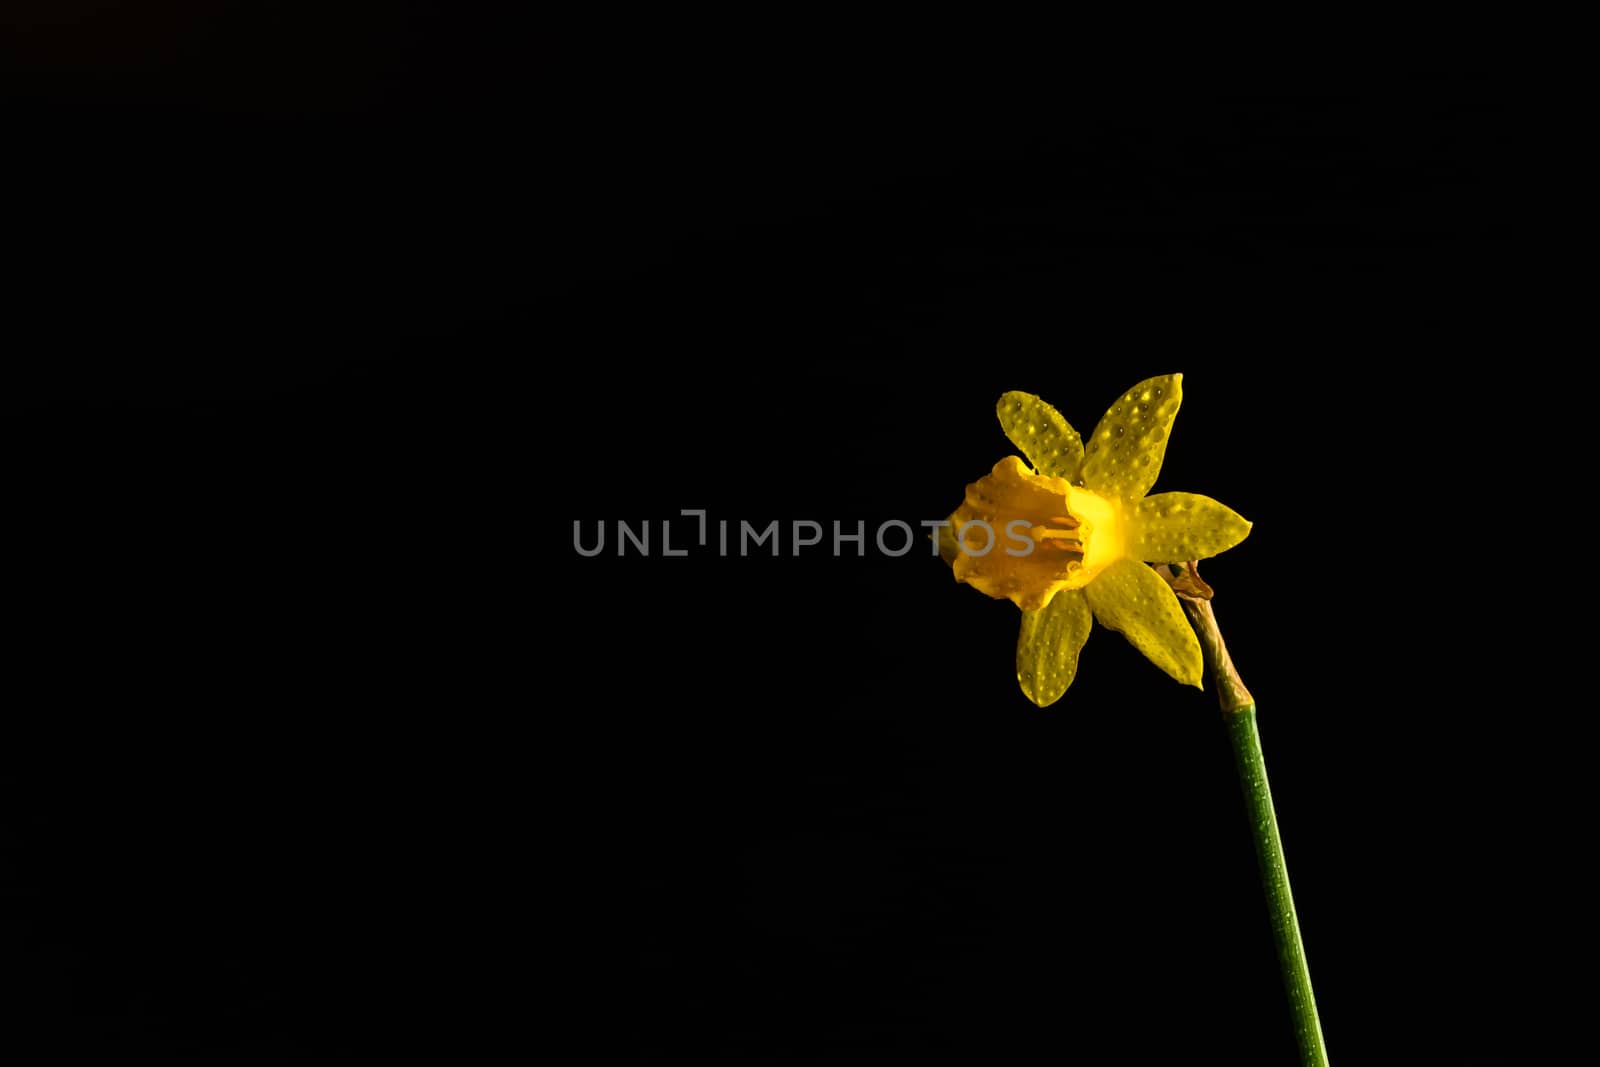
1164 562 1329 1067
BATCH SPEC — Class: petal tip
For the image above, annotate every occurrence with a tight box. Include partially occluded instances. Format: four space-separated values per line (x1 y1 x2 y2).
1019 678 1063 708
995 390 1037 421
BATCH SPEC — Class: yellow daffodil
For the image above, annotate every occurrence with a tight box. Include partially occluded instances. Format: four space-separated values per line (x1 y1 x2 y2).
940 374 1251 706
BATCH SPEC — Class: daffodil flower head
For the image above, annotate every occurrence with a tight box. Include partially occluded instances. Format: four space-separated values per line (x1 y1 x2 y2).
942 374 1251 707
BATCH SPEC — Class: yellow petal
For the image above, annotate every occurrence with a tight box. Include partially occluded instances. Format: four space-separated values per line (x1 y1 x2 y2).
1016 588 1093 707
996 391 1084 480
1130 492 1252 563
1083 558 1202 687
1079 374 1183 502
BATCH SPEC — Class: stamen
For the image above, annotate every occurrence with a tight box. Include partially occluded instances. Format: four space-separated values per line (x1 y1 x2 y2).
1039 540 1083 554
1029 522 1085 556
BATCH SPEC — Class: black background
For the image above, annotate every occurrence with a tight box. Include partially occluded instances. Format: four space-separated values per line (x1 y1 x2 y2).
6 9 1520 1063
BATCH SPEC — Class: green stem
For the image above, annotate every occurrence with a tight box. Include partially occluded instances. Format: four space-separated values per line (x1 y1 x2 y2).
1163 567 1327 1066
1225 703 1328 1067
